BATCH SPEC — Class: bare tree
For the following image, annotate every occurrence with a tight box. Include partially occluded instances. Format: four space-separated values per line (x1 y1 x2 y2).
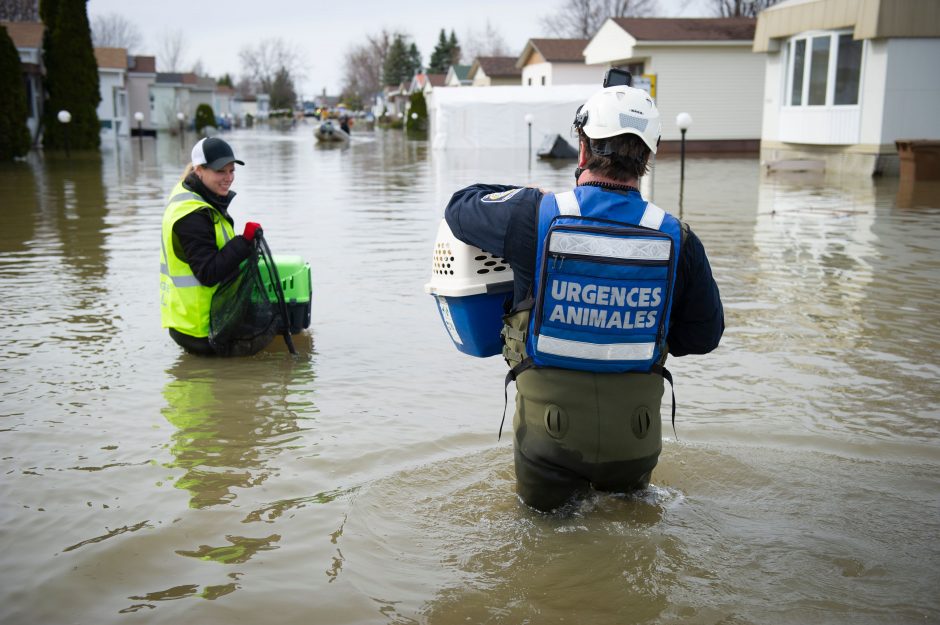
541 0 658 39
710 0 779 17
238 37 306 96
461 20 511 62
158 28 188 73
190 59 206 77
0 0 39 21
235 75 256 99
341 29 398 104
91 13 142 54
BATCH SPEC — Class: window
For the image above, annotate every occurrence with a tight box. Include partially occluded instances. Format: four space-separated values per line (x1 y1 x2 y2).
787 31 863 107
790 40 805 105
541 76 546 86
24 76 34 116
615 63 645 78
834 34 863 105
527 77 532 86
808 36 830 105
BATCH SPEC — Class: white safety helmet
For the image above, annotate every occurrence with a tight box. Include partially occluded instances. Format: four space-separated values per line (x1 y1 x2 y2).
573 85 662 154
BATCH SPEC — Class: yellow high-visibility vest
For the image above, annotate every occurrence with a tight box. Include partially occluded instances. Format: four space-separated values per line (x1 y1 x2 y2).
159 181 234 337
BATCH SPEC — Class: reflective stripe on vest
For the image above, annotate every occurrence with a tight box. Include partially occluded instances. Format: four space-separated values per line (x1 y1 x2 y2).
548 230 672 261
556 191 580 215
555 190 667 231
159 182 235 336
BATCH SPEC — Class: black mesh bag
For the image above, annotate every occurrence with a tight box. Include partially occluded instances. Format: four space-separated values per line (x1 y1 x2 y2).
208 242 278 357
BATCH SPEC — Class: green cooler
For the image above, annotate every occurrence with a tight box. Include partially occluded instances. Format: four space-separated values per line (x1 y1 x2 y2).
258 255 312 334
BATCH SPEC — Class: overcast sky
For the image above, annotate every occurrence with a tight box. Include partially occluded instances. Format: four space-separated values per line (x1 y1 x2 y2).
87 0 716 98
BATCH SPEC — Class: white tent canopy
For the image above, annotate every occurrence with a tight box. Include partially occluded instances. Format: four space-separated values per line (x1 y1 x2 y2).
427 85 599 150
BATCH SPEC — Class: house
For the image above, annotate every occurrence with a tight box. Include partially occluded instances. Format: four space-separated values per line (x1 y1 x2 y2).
753 0 940 176
468 56 522 86
94 47 129 137
517 38 602 86
126 55 156 132
231 93 270 125
2 20 44 144
583 17 763 151
150 72 216 130
445 64 472 87
410 72 446 97
94 49 161 139
381 82 411 119
213 85 235 124
424 73 446 97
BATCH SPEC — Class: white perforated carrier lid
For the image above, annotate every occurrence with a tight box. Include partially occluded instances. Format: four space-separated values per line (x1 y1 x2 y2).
424 220 513 297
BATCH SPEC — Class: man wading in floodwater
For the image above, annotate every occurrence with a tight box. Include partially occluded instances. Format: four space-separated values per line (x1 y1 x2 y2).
444 77 724 512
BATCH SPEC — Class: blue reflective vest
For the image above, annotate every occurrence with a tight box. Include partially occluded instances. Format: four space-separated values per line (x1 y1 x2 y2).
526 186 682 373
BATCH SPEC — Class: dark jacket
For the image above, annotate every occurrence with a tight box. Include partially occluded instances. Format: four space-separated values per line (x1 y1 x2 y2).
173 172 252 286
444 183 724 357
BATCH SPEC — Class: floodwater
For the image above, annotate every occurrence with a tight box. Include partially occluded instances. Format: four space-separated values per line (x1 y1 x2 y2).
1 125 938 625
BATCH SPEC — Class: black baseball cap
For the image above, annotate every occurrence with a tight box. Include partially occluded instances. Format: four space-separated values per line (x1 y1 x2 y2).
191 137 245 170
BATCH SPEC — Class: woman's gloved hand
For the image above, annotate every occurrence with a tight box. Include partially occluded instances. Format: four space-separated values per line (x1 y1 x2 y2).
243 222 262 241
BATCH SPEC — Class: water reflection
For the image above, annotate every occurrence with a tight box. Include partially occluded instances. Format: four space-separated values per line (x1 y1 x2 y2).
2 127 939 625
0 158 39 255
339 448 676 624
161 354 313 510
749 170 940 443
40 153 109 279
895 179 940 210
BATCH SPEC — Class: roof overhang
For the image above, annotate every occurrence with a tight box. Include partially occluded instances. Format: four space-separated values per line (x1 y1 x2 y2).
754 0 940 53
584 19 637 66
516 41 537 68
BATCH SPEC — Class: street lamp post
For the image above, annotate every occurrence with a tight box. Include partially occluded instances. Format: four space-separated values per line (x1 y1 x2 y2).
524 113 534 169
134 111 145 159
57 110 71 157
177 112 185 150
676 112 693 214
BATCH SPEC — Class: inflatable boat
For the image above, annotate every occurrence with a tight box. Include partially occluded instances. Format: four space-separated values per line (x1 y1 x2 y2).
315 120 350 143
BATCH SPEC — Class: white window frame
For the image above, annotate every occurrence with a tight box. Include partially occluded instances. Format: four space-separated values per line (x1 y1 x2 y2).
785 30 864 109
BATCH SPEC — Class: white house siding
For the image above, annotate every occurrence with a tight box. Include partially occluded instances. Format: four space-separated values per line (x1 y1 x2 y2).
584 21 637 65
878 38 940 146
522 62 550 86
553 63 606 85
190 89 214 117
17 47 43 142
471 72 491 87
126 76 155 130
641 45 764 142
151 85 188 130
858 39 888 149
759 47 784 142
96 70 127 136
522 62 604 86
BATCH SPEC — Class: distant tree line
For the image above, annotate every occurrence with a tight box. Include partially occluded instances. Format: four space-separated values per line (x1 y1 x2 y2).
0 0 39 21
428 29 460 74
340 22 515 109
383 33 422 87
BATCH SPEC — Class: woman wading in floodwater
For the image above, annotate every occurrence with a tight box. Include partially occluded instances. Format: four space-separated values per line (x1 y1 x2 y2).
159 137 263 356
